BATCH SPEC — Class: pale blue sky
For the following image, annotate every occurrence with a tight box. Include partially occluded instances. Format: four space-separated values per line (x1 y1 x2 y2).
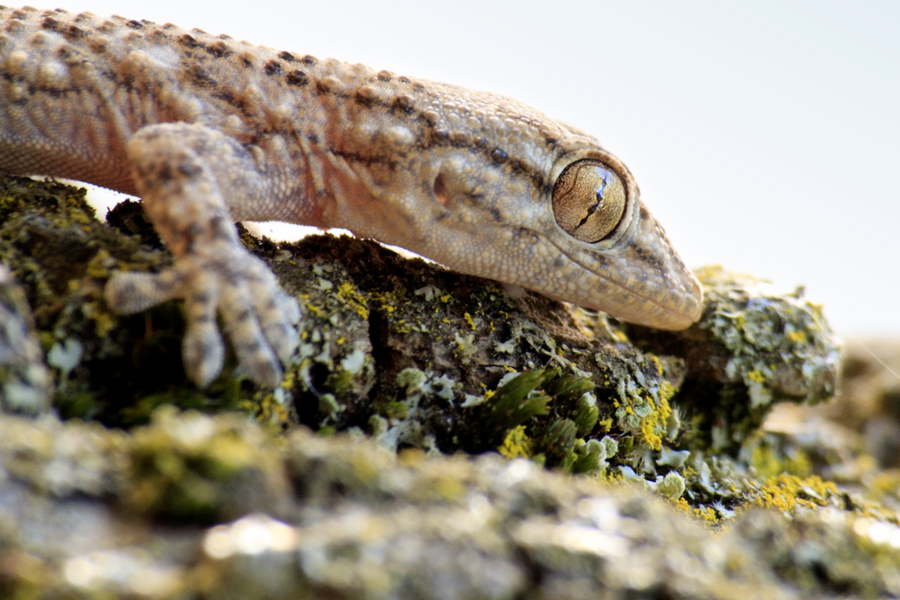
47 1 900 336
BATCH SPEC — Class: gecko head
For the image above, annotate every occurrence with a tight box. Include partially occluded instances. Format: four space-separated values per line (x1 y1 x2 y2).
539 147 704 330
342 122 702 331
400 143 704 331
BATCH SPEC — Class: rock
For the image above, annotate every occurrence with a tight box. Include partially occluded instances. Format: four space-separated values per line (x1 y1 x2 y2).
1 175 895 599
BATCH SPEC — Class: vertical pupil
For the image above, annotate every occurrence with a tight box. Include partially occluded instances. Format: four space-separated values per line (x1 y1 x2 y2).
594 172 608 209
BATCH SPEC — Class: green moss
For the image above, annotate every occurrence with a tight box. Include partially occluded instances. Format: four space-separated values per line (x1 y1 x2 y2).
479 369 555 445
538 418 577 466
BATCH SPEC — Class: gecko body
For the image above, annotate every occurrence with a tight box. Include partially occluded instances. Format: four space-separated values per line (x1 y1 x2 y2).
0 6 703 387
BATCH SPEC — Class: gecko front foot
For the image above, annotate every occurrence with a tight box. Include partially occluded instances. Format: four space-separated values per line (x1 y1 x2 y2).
105 122 301 388
106 249 300 388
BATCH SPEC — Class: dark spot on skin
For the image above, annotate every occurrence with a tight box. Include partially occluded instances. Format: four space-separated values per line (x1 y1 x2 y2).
301 55 317 65
489 206 503 222
234 308 253 322
286 70 308 86
88 38 107 53
208 215 225 231
180 34 200 49
516 227 537 242
475 137 488 149
209 41 232 58
156 163 173 183
188 64 216 87
40 16 59 30
178 162 202 178
241 56 253 68
398 76 411 84
491 148 507 163
355 89 374 106
126 19 144 29
186 223 203 238
264 60 282 76
393 95 414 113
55 46 71 59
278 50 298 63
307 133 319 144
377 70 392 82
64 24 84 39
182 235 195 255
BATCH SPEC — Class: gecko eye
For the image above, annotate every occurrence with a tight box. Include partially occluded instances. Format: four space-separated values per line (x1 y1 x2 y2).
552 160 627 243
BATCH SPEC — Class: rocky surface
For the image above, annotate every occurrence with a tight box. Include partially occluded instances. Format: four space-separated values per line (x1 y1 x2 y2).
0 175 896 599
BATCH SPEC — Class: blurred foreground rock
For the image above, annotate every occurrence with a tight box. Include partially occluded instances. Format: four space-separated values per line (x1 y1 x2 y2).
0 176 896 598
2 410 900 599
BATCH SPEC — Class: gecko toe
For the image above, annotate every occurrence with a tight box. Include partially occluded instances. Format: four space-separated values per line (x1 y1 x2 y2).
220 276 285 387
182 275 225 387
183 323 225 388
258 291 301 363
105 270 185 314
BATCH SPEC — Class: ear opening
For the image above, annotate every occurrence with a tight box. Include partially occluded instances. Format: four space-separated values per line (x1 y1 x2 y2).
433 173 450 207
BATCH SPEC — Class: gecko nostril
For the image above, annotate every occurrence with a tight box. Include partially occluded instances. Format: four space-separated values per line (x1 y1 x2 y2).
433 173 450 207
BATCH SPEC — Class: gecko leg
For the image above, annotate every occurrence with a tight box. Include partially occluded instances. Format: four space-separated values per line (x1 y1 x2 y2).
105 123 300 388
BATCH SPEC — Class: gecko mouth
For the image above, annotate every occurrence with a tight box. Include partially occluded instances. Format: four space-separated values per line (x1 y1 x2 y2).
544 236 703 331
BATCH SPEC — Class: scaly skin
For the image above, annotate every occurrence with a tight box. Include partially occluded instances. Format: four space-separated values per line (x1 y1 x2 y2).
0 6 703 387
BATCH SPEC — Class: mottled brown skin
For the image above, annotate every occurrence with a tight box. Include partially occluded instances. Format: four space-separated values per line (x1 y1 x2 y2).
0 6 702 387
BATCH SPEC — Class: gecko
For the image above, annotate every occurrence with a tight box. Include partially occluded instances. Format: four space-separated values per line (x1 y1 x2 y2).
0 6 703 389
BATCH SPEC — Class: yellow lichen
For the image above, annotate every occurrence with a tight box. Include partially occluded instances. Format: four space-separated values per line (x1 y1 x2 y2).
673 498 721 526
498 425 532 459
463 312 476 330
786 328 807 343
637 385 673 452
336 281 369 319
303 302 326 318
749 473 838 513
747 370 766 383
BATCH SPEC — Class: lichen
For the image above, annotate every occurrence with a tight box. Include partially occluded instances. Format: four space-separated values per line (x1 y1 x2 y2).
5 175 892 592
